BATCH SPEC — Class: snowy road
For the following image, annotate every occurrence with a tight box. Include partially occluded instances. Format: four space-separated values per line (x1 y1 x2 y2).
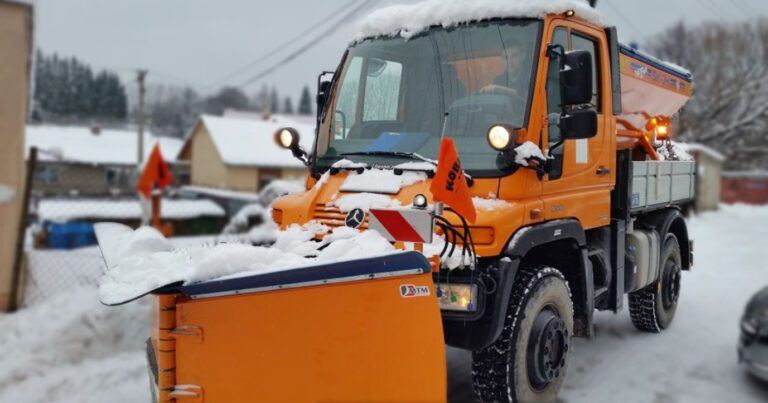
448 205 768 402
1 205 767 402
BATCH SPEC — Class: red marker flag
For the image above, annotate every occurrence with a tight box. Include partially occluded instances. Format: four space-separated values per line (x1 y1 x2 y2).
429 138 476 223
137 144 173 199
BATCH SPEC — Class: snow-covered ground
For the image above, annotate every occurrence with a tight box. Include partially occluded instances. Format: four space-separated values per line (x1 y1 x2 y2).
448 204 768 402
1 205 767 402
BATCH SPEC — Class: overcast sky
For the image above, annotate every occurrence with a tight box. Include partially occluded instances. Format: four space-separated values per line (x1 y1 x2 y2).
31 0 768 104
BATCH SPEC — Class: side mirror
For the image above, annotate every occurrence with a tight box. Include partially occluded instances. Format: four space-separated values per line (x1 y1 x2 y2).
561 50 593 106
274 127 309 166
560 109 597 139
316 79 332 115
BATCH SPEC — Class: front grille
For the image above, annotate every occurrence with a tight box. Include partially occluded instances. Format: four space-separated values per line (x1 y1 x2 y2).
312 203 368 229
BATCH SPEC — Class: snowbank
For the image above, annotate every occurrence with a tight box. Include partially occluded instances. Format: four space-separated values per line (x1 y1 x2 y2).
0 288 150 403
8 205 768 402
353 0 604 43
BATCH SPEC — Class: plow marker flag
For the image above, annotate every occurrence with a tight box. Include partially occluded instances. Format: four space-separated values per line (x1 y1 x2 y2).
429 138 476 223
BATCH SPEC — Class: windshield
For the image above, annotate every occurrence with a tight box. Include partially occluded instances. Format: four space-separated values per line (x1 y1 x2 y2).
316 20 542 175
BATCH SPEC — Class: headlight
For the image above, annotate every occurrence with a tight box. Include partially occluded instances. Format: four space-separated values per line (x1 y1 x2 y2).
437 283 477 312
274 127 299 149
413 194 428 209
487 124 514 151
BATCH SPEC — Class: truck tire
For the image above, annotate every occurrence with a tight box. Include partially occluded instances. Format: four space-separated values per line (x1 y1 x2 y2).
628 233 682 332
471 266 573 402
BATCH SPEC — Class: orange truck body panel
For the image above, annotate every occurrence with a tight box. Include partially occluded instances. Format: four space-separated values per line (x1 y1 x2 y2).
151 270 446 402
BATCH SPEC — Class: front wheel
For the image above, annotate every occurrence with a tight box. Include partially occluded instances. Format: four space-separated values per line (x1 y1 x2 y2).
471 266 573 402
628 233 682 332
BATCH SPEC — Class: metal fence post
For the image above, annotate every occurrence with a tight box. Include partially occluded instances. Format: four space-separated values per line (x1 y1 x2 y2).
9 146 36 312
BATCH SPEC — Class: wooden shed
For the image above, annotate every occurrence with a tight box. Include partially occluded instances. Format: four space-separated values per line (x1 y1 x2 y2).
681 143 724 211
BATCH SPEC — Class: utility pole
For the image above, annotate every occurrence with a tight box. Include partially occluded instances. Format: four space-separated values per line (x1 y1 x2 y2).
137 69 149 165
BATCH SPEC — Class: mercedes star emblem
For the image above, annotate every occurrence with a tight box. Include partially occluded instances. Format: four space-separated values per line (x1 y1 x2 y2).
345 208 365 229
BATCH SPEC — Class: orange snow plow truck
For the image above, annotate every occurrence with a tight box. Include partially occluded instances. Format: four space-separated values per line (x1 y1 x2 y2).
131 2 696 402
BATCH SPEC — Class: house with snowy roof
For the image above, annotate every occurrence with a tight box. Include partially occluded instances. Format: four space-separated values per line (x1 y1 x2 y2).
176 114 313 193
26 125 189 197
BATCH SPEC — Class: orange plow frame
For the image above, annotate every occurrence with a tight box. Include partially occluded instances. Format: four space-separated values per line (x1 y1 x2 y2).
149 252 447 402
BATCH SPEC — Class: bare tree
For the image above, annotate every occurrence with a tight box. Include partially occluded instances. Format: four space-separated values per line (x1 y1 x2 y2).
648 19 768 170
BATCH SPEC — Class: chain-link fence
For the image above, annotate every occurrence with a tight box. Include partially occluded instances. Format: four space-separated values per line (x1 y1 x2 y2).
19 144 242 307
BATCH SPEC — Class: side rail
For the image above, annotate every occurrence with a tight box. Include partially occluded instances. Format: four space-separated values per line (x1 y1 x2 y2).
630 160 695 212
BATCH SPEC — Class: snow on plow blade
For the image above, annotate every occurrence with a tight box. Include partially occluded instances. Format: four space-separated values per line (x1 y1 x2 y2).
147 251 447 402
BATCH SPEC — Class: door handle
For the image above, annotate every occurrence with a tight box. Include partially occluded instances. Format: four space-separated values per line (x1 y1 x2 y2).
596 167 610 176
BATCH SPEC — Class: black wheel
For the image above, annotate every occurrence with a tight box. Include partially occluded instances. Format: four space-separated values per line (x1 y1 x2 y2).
628 233 682 332
471 266 573 402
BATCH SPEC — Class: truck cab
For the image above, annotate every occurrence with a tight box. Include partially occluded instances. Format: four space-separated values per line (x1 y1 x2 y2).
272 5 694 402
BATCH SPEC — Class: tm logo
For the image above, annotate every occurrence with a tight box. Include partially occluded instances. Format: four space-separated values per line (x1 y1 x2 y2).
400 284 431 298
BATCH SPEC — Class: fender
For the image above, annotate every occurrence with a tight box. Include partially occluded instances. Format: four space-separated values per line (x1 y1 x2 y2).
639 208 692 270
443 219 593 350
505 219 586 258
506 219 594 339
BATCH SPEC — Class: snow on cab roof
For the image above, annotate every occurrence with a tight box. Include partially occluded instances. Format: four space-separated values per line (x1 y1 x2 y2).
26 125 184 165
352 0 605 43
195 115 314 168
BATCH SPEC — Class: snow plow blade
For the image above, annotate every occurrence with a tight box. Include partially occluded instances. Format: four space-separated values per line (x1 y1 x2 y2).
149 251 447 402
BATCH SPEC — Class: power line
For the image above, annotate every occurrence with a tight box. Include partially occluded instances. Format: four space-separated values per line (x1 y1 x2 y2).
237 0 379 89
207 0 358 89
145 69 201 87
601 0 644 39
734 0 761 16
701 0 741 20
104 65 202 88
728 0 759 18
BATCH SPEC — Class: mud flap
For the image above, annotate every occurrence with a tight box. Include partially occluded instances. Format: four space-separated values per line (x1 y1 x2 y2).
158 252 447 402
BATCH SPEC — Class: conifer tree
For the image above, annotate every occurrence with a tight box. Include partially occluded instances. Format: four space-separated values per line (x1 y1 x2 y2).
298 85 313 115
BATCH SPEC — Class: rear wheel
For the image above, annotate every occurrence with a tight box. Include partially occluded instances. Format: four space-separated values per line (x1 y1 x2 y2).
471 266 573 402
629 233 682 332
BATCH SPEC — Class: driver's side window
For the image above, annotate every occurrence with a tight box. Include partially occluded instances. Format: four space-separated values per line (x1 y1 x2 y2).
335 57 363 139
546 27 568 180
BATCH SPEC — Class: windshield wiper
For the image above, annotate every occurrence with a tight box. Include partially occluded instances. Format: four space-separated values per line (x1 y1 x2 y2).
340 151 436 165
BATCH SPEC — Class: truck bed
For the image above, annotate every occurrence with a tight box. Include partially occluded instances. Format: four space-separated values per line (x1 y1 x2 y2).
630 160 695 212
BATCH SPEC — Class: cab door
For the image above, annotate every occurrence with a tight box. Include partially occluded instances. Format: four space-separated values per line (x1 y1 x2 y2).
540 21 613 229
